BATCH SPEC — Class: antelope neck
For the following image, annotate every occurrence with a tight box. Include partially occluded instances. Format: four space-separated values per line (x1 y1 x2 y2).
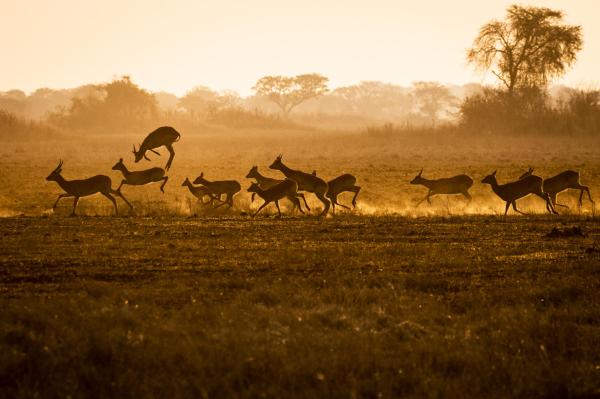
54 174 70 192
488 178 501 194
277 163 296 177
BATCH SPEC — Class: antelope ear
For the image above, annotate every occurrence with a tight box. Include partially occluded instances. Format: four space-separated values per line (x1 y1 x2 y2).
492 170 497 176
132 145 136 154
119 158 123 162
418 168 423 176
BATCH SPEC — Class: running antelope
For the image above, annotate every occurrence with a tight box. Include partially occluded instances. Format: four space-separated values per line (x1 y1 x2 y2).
246 165 310 211
410 170 473 206
112 158 168 193
133 126 180 171
193 173 241 208
519 168 594 209
325 174 361 213
269 154 330 216
247 179 305 217
182 178 217 206
46 160 132 216
481 171 557 215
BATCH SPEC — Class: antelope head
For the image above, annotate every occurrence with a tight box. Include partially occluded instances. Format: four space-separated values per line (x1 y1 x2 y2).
269 154 283 170
410 169 424 185
132 144 151 163
246 166 258 179
193 172 205 185
181 177 192 187
247 182 260 193
481 170 497 185
112 158 125 171
46 160 63 181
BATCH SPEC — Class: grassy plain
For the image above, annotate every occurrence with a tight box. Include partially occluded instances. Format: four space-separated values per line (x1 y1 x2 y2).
1 131 600 398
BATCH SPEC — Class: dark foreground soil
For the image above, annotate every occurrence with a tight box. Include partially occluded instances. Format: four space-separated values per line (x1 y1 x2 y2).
1 215 599 398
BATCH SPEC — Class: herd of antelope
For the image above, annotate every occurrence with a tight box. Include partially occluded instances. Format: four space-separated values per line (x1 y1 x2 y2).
46 126 594 217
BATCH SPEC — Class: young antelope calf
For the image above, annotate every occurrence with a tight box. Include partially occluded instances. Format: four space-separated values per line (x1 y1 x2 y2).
247 179 304 217
246 165 310 211
193 172 241 208
112 158 168 193
182 178 217 206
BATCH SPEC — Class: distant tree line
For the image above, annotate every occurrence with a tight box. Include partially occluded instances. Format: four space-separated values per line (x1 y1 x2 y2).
1 4 598 139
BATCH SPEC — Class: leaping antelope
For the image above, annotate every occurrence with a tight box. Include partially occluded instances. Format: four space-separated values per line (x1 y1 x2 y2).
269 154 330 216
519 168 594 209
247 179 305 217
410 170 473 206
46 160 132 216
112 158 168 193
182 178 218 206
325 174 361 213
246 165 310 211
193 173 241 208
481 171 557 215
132 126 180 171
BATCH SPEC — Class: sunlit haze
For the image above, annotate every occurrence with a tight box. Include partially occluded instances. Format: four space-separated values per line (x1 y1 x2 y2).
2 0 599 95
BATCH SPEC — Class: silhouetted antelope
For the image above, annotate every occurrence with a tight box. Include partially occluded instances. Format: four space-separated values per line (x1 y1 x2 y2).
481 171 557 215
46 160 132 216
193 172 241 208
112 158 168 193
269 154 330 216
182 178 217 206
247 179 305 217
133 126 180 171
519 168 594 209
410 169 473 206
325 174 361 213
246 165 310 211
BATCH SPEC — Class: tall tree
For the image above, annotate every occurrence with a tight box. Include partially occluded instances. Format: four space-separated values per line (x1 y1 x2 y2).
252 74 328 116
412 82 457 127
467 5 582 93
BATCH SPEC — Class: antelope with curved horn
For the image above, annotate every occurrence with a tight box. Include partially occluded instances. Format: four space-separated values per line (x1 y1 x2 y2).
519 168 594 209
46 160 132 216
247 179 305 217
132 126 180 171
481 170 557 215
246 165 310 211
112 158 168 193
410 169 473 206
269 154 330 216
193 172 241 208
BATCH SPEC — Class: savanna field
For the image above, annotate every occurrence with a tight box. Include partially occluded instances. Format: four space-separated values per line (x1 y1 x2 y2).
1 130 600 398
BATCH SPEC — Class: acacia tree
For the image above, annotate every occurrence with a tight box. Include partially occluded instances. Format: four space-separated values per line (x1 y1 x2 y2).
252 74 328 116
467 5 582 93
412 82 457 127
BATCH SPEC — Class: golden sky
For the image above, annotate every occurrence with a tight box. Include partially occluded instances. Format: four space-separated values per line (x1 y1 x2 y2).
2 0 598 95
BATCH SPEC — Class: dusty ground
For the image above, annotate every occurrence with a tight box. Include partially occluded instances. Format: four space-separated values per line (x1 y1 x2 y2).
1 215 599 398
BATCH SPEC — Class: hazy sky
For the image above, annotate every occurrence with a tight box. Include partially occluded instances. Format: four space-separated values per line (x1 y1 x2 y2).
1 0 598 96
